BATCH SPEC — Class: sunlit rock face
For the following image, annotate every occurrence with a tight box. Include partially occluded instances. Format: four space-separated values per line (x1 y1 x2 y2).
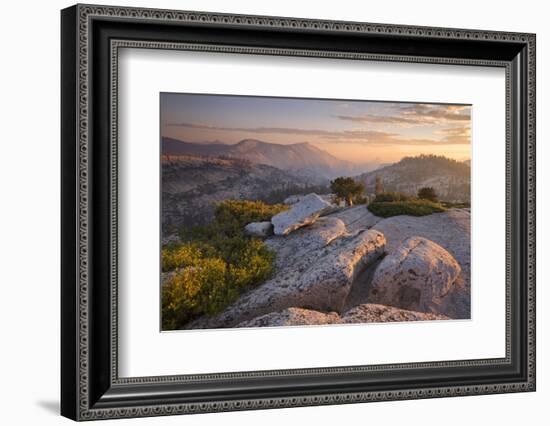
369 237 461 314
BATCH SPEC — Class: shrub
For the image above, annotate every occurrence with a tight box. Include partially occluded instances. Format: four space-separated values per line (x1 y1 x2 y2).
162 257 228 330
163 199 283 330
226 240 274 290
161 243 203 272
212 200 287 237
367 199 447 218
162 238 275 330
417 187 438 202
374 192 411 203
353 195 368 205
441 201 471 209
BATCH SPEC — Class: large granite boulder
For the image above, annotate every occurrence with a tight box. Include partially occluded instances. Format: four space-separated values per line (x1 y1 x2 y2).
271 193 332 235
244 221 273 237
187 229 386 328
372 209 470 319
330 205 382 233
236 307 342 328
265 217 347 269
342 303 449 323
368 236 461 314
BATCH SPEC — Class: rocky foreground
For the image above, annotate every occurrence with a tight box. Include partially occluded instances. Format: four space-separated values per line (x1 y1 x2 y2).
184 194 471 329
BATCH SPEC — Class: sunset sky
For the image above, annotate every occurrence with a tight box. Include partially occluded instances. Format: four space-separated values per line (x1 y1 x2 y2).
161 93 471 165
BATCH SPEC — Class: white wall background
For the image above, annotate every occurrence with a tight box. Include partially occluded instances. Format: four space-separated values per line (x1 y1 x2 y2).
0 0 546 424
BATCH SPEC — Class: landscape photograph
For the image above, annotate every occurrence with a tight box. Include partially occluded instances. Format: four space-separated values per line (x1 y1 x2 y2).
160 93 471 331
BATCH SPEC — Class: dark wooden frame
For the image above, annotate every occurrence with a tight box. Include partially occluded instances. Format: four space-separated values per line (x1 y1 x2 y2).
61 4 536 421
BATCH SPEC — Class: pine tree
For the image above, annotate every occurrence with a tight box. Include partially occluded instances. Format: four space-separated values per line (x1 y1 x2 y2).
330 177 365 207
418 187 438 202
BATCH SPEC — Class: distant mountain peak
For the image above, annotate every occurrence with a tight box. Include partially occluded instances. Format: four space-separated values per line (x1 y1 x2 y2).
162 137 363 182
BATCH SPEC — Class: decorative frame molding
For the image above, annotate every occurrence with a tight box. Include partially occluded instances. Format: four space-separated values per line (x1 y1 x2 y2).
61 4 536 421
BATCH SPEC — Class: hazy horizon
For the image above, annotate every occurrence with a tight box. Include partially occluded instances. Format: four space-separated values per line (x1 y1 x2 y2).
161 93 472 164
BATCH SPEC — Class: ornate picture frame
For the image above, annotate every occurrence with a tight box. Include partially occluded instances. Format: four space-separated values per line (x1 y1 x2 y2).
61 4 535 421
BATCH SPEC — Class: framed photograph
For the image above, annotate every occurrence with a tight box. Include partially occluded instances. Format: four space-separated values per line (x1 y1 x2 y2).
61 4 536 421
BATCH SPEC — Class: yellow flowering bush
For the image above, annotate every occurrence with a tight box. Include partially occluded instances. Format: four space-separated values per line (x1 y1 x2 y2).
161 200 283 330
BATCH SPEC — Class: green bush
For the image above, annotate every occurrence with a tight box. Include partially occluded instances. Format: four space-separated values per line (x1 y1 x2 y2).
215 199 287 232
162 199 283 330
417 187 438 202
161 240 275 330
162 257 228 329
368 199 447 218
353 195 368 205
181 200 287 240
441 201 471 209
373 192 411 203
161 243 203 272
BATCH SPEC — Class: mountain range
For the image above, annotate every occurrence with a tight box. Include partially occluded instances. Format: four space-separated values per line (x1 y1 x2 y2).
161 139 471 235
162 137 364 182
